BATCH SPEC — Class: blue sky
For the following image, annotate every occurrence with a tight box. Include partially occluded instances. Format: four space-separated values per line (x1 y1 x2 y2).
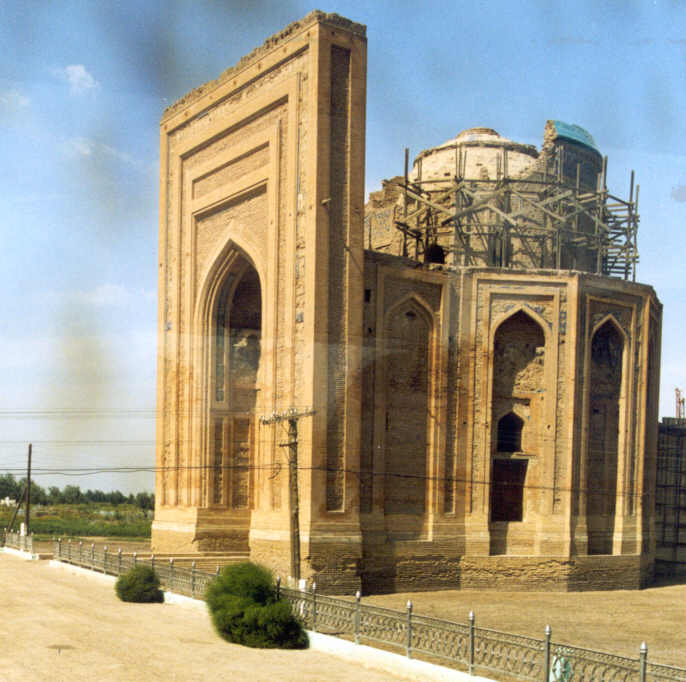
0 1 684 494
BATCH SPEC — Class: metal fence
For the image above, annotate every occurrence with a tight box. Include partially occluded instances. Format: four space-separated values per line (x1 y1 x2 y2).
4 531 34 553
39 538 686 681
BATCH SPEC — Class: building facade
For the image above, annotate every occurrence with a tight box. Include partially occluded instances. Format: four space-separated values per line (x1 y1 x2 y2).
152 11 662 593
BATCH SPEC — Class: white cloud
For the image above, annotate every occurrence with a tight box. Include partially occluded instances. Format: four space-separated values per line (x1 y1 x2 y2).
45 284 156 308
0 89 30 112
63 136 95 157
52 64 99 94
62 136 140 168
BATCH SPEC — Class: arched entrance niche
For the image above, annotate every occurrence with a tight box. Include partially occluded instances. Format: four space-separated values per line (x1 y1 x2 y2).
490 309 545 552
586 318 624 554
210 255 262 510
383 297 432 537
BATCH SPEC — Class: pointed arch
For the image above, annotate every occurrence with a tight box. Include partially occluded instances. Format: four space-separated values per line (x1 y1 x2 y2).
384 292 435 330
194 231 266 337
497 412 524 453
491 308 546 420
590 313 628 346
490 304 549 350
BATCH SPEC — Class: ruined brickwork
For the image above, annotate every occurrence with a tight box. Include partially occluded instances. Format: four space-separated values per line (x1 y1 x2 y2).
655 418 686 576
154 12 662 593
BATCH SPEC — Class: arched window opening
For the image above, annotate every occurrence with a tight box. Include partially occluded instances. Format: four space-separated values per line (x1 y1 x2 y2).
497 412 524 452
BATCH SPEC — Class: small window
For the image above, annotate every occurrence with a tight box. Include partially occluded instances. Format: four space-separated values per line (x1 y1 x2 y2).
491 459 527 522
424 243 445 264
497 412 523 452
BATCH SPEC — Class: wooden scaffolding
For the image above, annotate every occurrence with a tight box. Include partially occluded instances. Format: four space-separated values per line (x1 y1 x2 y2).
390 145 640 281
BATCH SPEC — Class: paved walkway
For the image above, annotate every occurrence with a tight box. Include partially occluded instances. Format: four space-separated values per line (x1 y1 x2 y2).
0 553 406 681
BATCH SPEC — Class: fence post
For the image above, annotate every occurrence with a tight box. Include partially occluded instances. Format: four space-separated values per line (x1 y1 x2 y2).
312 582 317 632
276 576 281 601
406 600 413 659
151 554 155 575
57 537 61 559
169 558 174 592
29 533 33 554
67 538 72 562
191 561 196 598
103 546 108 574
79 541 83 564
469 611 475 675
118 548 122 576
354 591 361 645
216 565 220 577
133 551 137 567
543 625 551 682
640 642 647 682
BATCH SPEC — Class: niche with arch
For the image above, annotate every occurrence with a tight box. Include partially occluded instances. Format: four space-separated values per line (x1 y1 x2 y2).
211 258 261 509
383 301 431 527
490 309 545 528
586 318 624 554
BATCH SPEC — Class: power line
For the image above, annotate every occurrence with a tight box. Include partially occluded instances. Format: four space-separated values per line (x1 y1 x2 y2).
0 462 658 502
0 409 157 418
0 441 155 446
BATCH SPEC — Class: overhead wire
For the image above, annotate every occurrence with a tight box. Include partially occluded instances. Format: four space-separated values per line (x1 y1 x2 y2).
0 461 660 503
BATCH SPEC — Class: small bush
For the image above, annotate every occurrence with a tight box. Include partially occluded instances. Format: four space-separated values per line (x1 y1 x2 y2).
115 565 164 603
206 562 307 649
206 561 275 607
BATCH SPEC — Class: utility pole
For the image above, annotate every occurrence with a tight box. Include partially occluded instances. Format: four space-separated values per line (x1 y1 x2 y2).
259 407 315 583
25 443 32 534
676 388 685 419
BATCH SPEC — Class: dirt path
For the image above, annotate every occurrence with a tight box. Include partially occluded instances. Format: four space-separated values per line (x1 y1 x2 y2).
0 554 405 682
362 583 686 667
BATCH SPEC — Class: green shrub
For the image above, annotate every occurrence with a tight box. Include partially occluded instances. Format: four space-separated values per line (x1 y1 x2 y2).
206 561 275 606
206 562 307 649
115 565 164 603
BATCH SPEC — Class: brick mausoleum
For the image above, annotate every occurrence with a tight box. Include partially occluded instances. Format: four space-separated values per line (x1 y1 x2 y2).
152 11 662 593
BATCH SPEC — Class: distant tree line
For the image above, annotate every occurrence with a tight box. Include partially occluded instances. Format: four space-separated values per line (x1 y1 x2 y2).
0 473 154 511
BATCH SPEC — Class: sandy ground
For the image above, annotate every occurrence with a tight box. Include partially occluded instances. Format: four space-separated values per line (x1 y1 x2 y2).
23 540 686 670
362 583 686 668
0 554 406 682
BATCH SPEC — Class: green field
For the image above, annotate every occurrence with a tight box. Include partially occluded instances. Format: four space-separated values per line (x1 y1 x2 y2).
1 503 152 540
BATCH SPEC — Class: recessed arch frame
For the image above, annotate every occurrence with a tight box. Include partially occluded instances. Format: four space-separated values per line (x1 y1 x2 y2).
191 231 268 509
579 312 630 555
484 305 551 538
377 292 439 532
